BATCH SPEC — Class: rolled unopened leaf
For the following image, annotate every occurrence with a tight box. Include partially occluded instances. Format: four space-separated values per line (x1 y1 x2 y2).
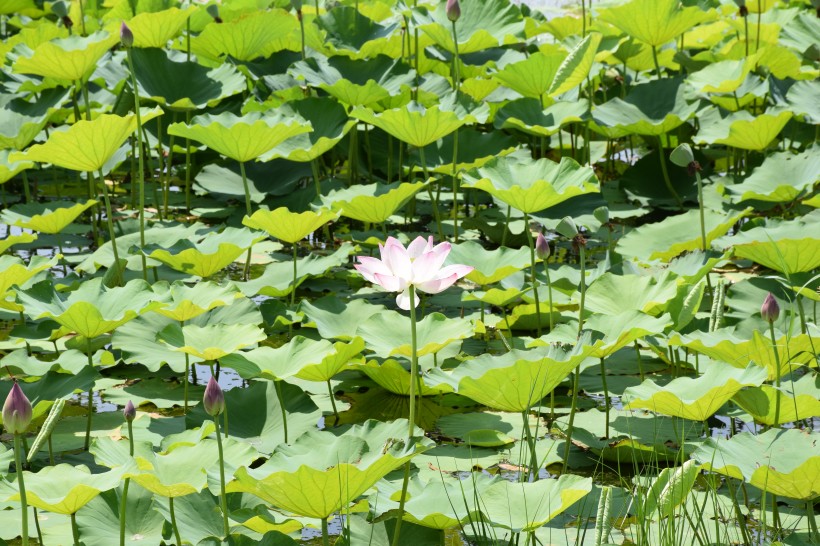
3 382 32 435
761 293 780 323
203 376 225 417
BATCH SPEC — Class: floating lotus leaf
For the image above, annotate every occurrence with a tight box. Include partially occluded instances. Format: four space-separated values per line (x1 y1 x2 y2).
75 483 165 546
126 6 196 48
188 9 299 62
300 296 386 341
0 199 96 234
351 103 466 148
693 429 820 500
426 340 594 412
357 311 475 358
260 98 357 161
492 51 566 99
461 155 599 214
18 278 158 338
416 0 525 54
228 419 434 519
445 241 530 286
150 280 242 322
0 149 33 184
495 99 588 137
0 255 55 312
158 322 266 361
723 149 820 203
622 362 767 421
243 207 338 244
597 0 714 48
167 111 312 163
321 181 426 224
351 358 454 397
12 31 119 82
436 412 542 447
583 271 681 316
733 373 820 426
694 107 793 151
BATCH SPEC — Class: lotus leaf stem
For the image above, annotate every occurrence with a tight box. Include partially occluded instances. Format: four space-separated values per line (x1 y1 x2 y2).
214 418 230 538
576 237 587 335
327 380 339 425
125 47 149 280
599 358 610 438
657 136 683 209
97 169 123 286
169 497 183 546
21 170 31 203
524 213 542 337
418 146 444 241
291 243 298 307
239 161 254 281
321 517 330 546
119 416 134 546
84 339 94 450
522 410 538 482
694 169 707 252
71 512 81 545
274 380 289 443
14 434 28 546
561 370 579 475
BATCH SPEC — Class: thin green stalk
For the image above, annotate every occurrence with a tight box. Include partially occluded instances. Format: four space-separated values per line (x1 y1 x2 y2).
184 111 192 212
169 497 183 546
182 321 190 414
291 244 298 307
561 370 579 474
97 169 123 286
694 170 707 252
651 45 662 77
214 419 230 538
657 136 683 209
327 380 339 425
522 410 538 482
418 146 444 241
71 512 80 545
600 358 610 438
756 0 761 52
577 239 587 335
768 321 782 426
311 159 322 198
21 170 31 203
154 116 165 220
298 10 306 60
239 161 253 281
84 340 94 450
452 129 459 243
524 213 542 337
164 113 177 219
14 435 28 546
125 47 148 280
119 418 134 546
274 380 289 443
451 20 460 92
542 260 554 331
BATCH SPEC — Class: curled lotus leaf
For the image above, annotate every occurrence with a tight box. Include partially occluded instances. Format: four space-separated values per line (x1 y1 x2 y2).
721 149 820 204
732 373 820 426
350 103 466 148
350 358 454 397
188 9 299 62
150 280 243 322
0 149 33 184
243 207 339 244
495 99 588 137
12 31 119 82
0 199 97 234
320 181 427 224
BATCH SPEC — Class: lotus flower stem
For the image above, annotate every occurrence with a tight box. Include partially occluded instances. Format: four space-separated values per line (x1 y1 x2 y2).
450 20 460 92
541 260 554 332
13 435 29 546
274 380 289 443
184 111 192 212
451 128 460 242
768 321 782 427
213 419 230 537
523 213 542 337
634 341 645 382
321 517 330 546
291 244 298 307
418 146 445 241
21 169 31 203
657 136 683 209
120 405 135 546
124 46 149 280
561 370 579 474
239 161 254 280
599 358 610 438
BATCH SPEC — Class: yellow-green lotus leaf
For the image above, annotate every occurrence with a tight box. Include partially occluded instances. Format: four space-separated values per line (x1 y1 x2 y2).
0 232 37 254
598 0 715 48
357 311 474 358
0 150 33 184
127 6 197 48
695 107 793 151
0 255 56 312
446 241 530 286
352 358 453 397
151 280 242 322
13 31 119 83
493 51 565 99
321 181 426 224
159 322 266 361
243 207 338 244
0 199 97 234
350 103 466 148
188 9 299 62
733 374 820 426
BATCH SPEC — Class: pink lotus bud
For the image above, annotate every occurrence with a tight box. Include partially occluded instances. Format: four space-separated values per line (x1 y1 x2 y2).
535 233 550 261
120 21 134 48
123 400 136 422
3 382 32 435
203 377 224 417
761 293 780 323
446 0 460 22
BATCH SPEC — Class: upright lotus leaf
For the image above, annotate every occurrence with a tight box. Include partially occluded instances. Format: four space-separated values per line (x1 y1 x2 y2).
351 358 454 397
0 150 33 184
188 9 299 62
622 362 768 421
300 296 386 341
686 58 754 95
732 374 820 426
0 255 56 312
722 150 820 203
351 103 466 148
461 155 599 214
151 280 242 322
129 446 209 498
694 107 793 151
260 98 357 161
411 129 518 175
319 7 406 59
321 181 426 224
547 32 603 97
589 77 700 138
494 99 588 137
158 322 266 361
17 278 159 339
243 207 338 244
584 271 681 316
9 109 163 173
0 233 37 254
426 340 595 412
357 311 475 358
693 429 820 500
597 0 714 48
228 419 435 519
616 208 751 262
416 0 525 54
492 51 566 99
131 48 246 111
166 112 312 163
0 199 97 233
0 90 69 150
785 80 819 124
12 31 119 83
125 6 197 48
445 241 530 286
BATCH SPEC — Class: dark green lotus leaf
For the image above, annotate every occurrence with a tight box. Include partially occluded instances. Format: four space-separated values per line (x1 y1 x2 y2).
693 429 820 500
188 9 299 62
694 106 793 151
319 7 405 59
158 322 266 361
436 411 542 447
732 373 820 426
12 31 119 82
493 51 566 99
154 492 236 545
300 296 386 341
409 128 517 175
722 150 819 203
445 241 529 286
194 160 312 202
416 0 525 54
0 199 96 234
357 311 475 358
75 483 165 546
582 271 680 316
321 181 426 223
598 0 714 48
260 98 357 161
101 377 205 410
495 98 588 137
350 358 453 397
351 103 466 148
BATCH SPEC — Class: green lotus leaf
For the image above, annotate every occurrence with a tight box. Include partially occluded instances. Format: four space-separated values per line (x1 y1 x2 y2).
0 367 99 428
321 181 426 224
0 149 33 184
243 207 338 244
129 446 208 498
597 0 714 48
0 89 68 150
10 109 163 173
158 322 266 361
151 280 242 322
0 464 127 515
686 58 754 94
410 129 518 175
131 47 246 111
694 107 793 151
416 0 525 54
300 296 386 341
0 255 56 312
461 155 599 214
492 51 566 99
228 419 434 519
167 111 312 163
12 31 119 82
584 271 681 316
0 232 37 254
357 311 475 358
0 0 38 15
722 150 820 203
100 377 205 410
462 286 525 307
126 6 196 48
351 103 465 148
18 278 159 338
436 412 542 447
223 336 364 382
785 80 819 123
693 429 820 500
548 32 602 97
617 208 751 263
589 77 700 138
426 340 594 412
260 98 357 161
0 199 96 234
446 241 530 286
622 362 767 421
351 358 454 397
75 483 165 546
495 99 588 137
732 374 820 426
319 7 406 59
188 9 299 62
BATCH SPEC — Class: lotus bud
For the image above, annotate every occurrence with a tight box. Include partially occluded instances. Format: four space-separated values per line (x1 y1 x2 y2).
3 382 32 435
123 400 136 422
446 0 460 22
761 293 780 323
120 21 134 48
535 233 550 261
203 377 225 417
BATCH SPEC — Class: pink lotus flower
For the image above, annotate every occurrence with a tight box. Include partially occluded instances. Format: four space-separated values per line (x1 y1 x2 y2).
354 236 473 310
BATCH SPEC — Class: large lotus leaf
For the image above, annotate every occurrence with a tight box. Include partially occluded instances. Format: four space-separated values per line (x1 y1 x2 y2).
18 278 159 338
445 241 530 286
461 155 599 214
0 199 96 234
300 296 386 341
693 429 820 500
243 207 338 244
158 322 266 361
732 373 820 426
492 51 565 99
12 31 119 82
426 340 595 412
75 483 165 546
10 109 162 173
0 150 33 183
495 99 588 137
410 129 517 175
351 103 465 148
166 111 312 163
126 6 196 48
722 150 820 203
670 329 816 380
131 47 245 110
357 311 474 358
583 271 680 317
228 419 434 519
694 107 793 151
0 464 127 515
686 58 754 94
321 181 426 223
597 0 714 48
0 89 68 150
351 358 454 397
785 80 819 123
589 77 700 138
319 7 407 59
129 446 208 498
616 208 751 262
622 362 767 421
0 232 36 254
188 9 299 62
416 0 525 54
548 32 603 97
222 336 364 382
150 280 242 322
261 98 357 161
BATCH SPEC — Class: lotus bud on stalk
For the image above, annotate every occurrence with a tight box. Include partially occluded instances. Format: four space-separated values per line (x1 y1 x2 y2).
446 0 461 22
3 382 32 435
733 0 748 17
123 400 136 422
119 21 134 48
535 233 550 261
204 376 225 417
761 293 780 323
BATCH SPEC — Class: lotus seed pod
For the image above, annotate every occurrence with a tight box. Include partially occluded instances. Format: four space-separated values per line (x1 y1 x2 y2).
206 4 222 23
120 21 134 48
446 0 461 22
761 292 780 323
203 376 225 417
123 400 136 422
670 144 695 168
3 382 32 435
535 233 550 260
